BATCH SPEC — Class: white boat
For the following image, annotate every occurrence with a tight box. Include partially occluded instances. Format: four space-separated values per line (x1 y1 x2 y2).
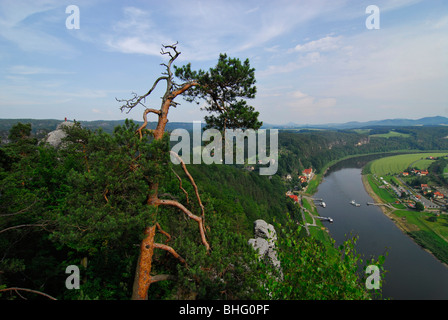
350 200 361 207
321 202 326 208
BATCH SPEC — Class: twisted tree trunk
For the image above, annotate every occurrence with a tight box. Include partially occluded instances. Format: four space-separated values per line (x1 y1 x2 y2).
120 44 208 300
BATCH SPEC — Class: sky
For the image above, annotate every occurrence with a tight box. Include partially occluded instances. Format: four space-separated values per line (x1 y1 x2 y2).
0 0 447 125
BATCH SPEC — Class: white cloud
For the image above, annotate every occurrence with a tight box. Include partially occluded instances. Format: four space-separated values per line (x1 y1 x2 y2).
0 0 82 56
258 16 448 124
291 90 308 99
291 35 342 53
258 51 321 77
287 90 337 117
105 7 174 57
106 37 164 56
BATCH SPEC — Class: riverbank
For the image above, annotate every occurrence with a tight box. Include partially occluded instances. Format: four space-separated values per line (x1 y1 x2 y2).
361 175 410 233
361 174 448 268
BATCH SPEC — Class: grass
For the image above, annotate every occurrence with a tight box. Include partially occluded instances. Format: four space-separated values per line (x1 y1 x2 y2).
367 174 396 203
351 129 371 134
301 198 332 243
369 152 448 176
369 130 411 139
443 164 448 175
413 159 434 170
393 210 448 264
306 177 321 195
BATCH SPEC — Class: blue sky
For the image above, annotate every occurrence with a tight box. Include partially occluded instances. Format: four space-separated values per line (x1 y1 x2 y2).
0 0 447 125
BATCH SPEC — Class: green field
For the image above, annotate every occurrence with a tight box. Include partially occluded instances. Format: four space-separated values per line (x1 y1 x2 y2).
366 174 396 203
369 153 448 176
443 164 448 175
370 130 411 139
393 210 448 264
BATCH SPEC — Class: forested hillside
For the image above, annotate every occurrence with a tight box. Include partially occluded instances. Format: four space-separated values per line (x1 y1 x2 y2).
0 120 385 300
277 126 448 177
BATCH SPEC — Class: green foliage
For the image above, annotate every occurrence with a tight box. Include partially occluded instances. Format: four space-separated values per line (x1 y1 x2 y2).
2 118 397 301
149 206 263 299
49 120 159 252
8 122 32 143
415 201 425 212
0 120 286 300
174 53 260 131
204 100 262 131
260 215 386 300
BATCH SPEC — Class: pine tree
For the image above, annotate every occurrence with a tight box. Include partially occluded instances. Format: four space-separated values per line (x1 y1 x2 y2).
117 43 261 300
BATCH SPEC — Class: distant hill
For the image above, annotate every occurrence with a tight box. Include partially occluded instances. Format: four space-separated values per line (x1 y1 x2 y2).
262 116 448 130
1 116 448 138
0 118 202 134
0 118 205 144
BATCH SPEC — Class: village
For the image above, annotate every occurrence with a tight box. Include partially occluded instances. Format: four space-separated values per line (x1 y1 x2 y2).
284 167 315 203
399 168 446 211
375 165 448 213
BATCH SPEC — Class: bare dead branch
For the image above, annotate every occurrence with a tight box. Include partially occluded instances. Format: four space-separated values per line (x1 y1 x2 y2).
149 274 175 284
103 188 109 203
156 198 210 252
0 223 47 235
158 193 179 200
155 222 171 243
154 242 186 264
170 151 205 220
171 168 189 204
118 76 168 113
160 42 180 61
0 198 38 217
136 108 160 139
0 287 57 300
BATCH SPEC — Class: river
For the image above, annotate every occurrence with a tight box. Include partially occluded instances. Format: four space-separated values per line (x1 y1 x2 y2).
314 156 448 300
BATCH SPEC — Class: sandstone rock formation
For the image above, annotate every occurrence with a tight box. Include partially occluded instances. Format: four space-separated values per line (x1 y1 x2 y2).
248 219 281 271
43 121 75 148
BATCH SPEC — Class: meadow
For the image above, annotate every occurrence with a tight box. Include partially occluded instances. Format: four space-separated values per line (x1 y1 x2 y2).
369 130 411 139
369 152 448 176
393 210 448 265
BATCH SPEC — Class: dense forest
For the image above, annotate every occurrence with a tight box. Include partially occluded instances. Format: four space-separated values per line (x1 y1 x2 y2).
276 126 448 177
0 120 388 300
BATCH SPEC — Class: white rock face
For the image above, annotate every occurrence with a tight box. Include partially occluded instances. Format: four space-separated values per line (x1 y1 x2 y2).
253 219 277 247
248 219 281 271
44 121 75 148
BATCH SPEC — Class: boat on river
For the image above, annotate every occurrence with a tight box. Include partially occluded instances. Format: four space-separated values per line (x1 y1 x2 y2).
350 200 361 207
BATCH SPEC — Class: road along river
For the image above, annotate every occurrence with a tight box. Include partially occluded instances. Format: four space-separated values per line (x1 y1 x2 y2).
314 158 448 300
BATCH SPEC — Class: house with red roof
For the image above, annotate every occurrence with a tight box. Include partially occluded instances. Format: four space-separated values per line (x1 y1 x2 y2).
433 191 444 199
302 168 313 179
